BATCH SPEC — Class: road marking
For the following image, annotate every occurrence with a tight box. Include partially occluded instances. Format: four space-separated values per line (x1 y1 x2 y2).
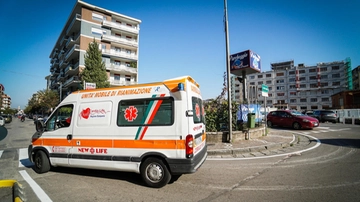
208 133 321 161
0 150 3 158
19 148 33 167
19 170 52 202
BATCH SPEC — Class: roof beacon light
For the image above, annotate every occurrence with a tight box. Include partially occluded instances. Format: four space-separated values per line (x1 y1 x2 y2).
178 83 184 91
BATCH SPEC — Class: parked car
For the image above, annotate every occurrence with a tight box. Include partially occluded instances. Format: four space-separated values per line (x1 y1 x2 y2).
302 110 314 117
312 110 337 123
2 114 12 124
0 116 4 127
266 110 319 130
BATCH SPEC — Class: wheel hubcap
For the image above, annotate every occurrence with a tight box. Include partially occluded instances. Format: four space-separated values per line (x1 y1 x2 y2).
146 163 163 183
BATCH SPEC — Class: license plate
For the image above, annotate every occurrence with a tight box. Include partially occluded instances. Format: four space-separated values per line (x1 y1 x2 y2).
314 122 318 126
195 136 203 145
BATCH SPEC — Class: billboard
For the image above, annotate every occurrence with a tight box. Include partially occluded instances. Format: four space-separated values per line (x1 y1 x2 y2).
230 50 261 75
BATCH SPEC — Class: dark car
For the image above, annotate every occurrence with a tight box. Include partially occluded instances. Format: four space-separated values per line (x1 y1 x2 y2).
2 114 12 124
267 110 319 130
312 110 337 123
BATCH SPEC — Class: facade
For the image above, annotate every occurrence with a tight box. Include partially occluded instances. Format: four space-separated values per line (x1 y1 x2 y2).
48 0 141 99
232 59 353 111
331 90 360 109
0 84 11 110
352 65 360 90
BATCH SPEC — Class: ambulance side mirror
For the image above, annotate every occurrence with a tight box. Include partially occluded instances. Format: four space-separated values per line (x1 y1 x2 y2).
35 120 45 132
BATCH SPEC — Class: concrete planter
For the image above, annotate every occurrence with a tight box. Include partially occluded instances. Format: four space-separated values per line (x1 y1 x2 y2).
206 126 267 143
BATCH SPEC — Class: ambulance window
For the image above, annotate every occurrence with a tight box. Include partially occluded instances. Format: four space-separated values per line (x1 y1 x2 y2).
192 97 204 124
46 104 73 131
118 97 174 126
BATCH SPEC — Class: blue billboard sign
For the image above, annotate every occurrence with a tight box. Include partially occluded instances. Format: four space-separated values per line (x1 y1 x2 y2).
230 50 261 75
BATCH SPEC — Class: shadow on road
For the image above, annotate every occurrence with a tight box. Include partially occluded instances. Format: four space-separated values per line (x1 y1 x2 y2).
311 138 360 148
0 126 8 141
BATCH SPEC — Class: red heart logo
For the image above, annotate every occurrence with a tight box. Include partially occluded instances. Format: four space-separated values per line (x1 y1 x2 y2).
81 108 90 119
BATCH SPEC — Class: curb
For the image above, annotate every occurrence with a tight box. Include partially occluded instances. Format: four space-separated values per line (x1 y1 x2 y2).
0 180 25 202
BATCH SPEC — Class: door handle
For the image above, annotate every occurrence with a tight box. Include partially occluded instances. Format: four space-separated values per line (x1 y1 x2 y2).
67 134 72 140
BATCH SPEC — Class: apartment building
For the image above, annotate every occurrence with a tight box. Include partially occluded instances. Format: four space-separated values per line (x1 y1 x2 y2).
232 59 352 111
0 84 11 110
352 65 360 90
48 0 141 99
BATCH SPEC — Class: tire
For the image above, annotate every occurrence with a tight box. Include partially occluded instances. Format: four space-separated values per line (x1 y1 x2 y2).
33 150 50 174
140 157 171 188
267 121 273 128
293 122 301 130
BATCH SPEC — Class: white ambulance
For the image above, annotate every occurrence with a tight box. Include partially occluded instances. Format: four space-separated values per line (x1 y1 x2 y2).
28 76 207 188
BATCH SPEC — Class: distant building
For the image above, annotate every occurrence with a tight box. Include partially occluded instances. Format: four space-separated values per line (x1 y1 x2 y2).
331 90 360 109
352 65 360 90
0 84 11 110
48 0 141 100
232 59 353 111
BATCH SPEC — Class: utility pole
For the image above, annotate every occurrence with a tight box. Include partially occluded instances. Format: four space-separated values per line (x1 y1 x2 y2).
224 0 232 142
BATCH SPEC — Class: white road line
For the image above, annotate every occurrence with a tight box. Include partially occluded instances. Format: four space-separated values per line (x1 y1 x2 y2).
19 148 33 167
0 150 3 158
208 133 321 161
19 170 52 202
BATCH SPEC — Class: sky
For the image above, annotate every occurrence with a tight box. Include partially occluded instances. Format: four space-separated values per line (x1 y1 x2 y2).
0 0 359 109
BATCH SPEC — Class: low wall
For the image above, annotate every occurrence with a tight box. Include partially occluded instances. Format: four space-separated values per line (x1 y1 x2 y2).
206 126 266 143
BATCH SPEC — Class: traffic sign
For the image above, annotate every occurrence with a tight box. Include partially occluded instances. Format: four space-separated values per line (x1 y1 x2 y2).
262 84 268 97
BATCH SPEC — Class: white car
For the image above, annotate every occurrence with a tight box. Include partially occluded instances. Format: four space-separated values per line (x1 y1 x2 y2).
0 116 5 127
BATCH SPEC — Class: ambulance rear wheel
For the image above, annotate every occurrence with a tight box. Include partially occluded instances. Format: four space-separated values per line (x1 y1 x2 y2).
140 157 171 188
34 150 50 174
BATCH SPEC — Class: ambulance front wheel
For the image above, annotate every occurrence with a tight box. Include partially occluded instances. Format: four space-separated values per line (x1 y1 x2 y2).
33 150 50 174
140 157 171 188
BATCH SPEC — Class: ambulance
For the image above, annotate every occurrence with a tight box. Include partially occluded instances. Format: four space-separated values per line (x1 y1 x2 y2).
28 76 207 188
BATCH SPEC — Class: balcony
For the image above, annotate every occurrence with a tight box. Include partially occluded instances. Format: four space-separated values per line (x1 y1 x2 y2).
102 20 139 34
65 61 79 75
66 14 81 35
101 35 138 47
105 63 137 74
110 80 137 86
102 49 137 60
60 35 68 46
63 76 81 88
65 44 80 60
66 32 80 48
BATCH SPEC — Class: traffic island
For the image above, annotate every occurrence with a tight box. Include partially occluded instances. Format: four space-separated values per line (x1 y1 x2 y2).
0 180 24 202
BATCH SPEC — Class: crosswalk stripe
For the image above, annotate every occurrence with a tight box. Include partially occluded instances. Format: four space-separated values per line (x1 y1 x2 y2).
18 148 33 167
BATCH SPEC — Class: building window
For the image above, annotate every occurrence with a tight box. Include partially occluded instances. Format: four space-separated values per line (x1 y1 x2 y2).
310 91 317 95
320 82 328 87
277 93 285 96
332 66 340 70
114 60 121 66
332 81 340 86
267 100 272 104
266 80 272 84
290 99 296 103
320 67 327 72
258 81 263 85
250 82 255 85
299 70 306 74
268 93 272 97
92 13 105 22
266 74 272 77
276 72 284 76
276 86 285 90
250 75 255 79
299 77 306 81
321 90 329 94
289 78 295 82
300 84 306 88
289 85 296 89
300 98 307 102
289 71 295 75
125 75 131 81
290 92 297 96
126 49 131 54
322 98 329 102
125 62 130 67
309 68 316 73
299 91 306 96
91 27 104 36
332 73 340 78
310 83 317 88
126 36 132 39
114 74 120 81
258 75 263 78
321 75 328 79
310 98 317 102
276 79 284 83
309 76 317 80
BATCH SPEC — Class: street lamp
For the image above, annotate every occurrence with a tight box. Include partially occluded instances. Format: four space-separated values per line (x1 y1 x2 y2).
57 82 62 102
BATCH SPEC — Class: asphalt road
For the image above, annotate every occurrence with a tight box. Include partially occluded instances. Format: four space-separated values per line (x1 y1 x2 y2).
1 118 360 202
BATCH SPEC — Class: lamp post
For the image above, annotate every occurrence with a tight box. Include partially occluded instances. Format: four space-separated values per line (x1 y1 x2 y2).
57 82 62 102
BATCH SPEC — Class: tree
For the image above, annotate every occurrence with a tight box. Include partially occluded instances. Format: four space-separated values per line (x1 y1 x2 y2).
25 89 59 115
81 38 110 88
